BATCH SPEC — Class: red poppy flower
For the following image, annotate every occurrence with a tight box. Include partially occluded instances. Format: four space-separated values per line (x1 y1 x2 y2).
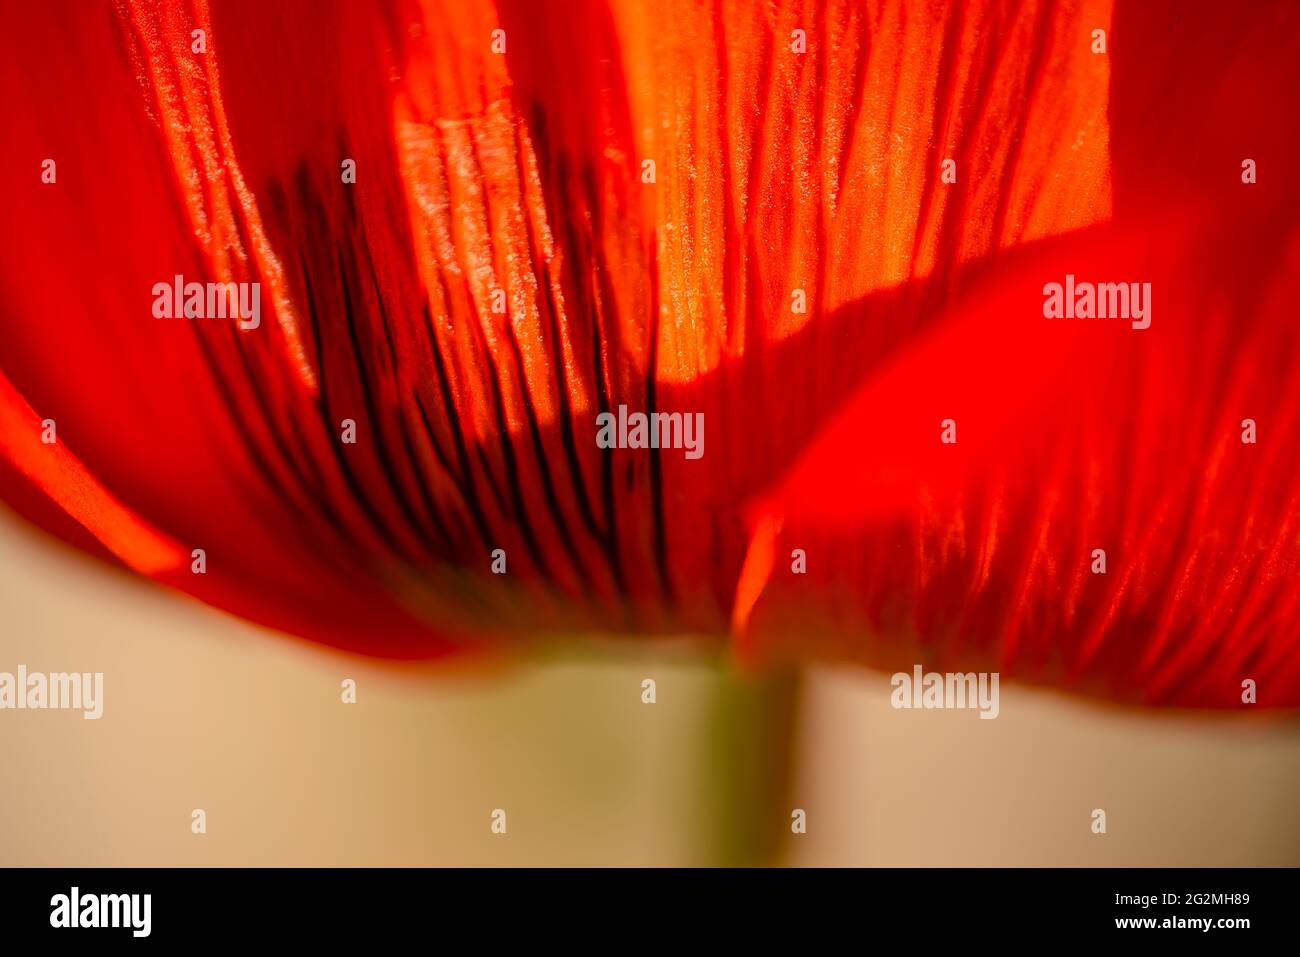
1 0 1297 707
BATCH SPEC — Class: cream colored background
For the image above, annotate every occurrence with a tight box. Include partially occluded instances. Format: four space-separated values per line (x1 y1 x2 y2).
1 507 1296 866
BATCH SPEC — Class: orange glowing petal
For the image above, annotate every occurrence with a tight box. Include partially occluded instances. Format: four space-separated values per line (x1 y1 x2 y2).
118 0 317 391
0 370 184 575
603 0 1113 376
739 1 1300 704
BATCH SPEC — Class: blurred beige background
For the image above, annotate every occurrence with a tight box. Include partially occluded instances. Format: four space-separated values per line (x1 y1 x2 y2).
1 505 1297 866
